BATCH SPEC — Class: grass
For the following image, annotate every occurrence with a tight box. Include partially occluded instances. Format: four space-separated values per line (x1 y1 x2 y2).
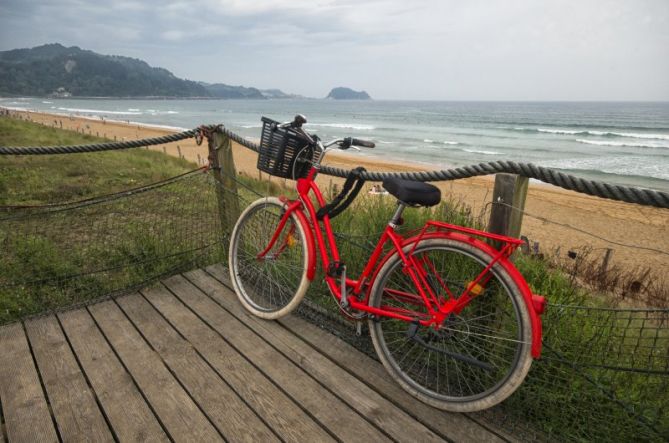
1 116 666 441
0 116 225 322
0 117 194 205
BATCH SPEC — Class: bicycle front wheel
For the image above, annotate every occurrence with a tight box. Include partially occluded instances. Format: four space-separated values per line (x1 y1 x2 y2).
368 238 532 412
229 197 310 319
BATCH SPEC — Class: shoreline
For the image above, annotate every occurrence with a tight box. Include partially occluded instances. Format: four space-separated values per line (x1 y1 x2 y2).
3 107 668 277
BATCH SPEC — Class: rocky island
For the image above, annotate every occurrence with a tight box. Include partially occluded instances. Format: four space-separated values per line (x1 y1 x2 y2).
326 87 371 100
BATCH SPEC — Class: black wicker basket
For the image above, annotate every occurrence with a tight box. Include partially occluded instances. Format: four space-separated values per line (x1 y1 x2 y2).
257 117 314 179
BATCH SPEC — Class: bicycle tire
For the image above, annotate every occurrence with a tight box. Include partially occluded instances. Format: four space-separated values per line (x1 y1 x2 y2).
368 237 532 412
229 197 311 319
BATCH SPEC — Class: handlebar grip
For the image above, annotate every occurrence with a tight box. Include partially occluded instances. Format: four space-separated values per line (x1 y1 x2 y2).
349 138 375 148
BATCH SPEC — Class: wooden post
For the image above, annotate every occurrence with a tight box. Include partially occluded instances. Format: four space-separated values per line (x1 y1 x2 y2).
177 145 182 159
209 131 240 234
487 173 529 251
600 248 613 275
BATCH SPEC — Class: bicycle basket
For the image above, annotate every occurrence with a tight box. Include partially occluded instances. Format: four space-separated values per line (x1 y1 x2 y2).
257 117 314 179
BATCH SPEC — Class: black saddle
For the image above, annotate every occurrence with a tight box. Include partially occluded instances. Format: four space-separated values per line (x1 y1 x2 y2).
382 178 441 207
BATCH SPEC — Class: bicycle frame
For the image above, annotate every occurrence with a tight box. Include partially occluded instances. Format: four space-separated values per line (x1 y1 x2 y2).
259 165 546 357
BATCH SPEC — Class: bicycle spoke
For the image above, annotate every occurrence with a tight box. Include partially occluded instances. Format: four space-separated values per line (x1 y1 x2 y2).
370 240 531 408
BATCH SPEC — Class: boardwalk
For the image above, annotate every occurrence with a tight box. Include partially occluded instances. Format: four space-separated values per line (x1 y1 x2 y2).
0 265 504 442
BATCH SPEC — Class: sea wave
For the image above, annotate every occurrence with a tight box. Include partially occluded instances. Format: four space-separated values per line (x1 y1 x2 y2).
423 139 459 145
309 123 375 130
576 139 669 149
510 127 669 141
56 107 143 115
540 157 669 181
462 148 501 155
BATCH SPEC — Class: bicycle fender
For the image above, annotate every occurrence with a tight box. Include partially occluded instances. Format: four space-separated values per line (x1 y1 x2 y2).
371 232 544 358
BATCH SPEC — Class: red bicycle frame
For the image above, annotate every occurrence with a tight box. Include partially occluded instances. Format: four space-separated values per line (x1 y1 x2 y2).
259 166 546 357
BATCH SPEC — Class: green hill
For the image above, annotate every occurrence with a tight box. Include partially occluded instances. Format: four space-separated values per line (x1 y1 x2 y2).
0 43 208 97
0 43 291 99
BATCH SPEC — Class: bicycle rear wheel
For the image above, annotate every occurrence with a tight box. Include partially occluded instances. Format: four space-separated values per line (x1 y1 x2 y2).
229 197 310 319
368 238 532 412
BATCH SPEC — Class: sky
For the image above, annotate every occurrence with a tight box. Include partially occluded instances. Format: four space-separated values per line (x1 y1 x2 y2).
1 0 668 101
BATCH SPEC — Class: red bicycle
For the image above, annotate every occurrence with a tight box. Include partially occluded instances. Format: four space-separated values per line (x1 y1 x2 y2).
229 115 546 412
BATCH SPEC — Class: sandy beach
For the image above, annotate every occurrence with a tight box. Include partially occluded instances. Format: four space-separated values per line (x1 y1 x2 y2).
6 109 669 279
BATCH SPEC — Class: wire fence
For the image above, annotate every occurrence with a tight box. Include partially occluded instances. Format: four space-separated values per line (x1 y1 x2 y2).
1 122 668 441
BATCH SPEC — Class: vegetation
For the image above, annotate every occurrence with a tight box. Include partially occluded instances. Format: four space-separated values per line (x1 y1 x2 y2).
0 118 195 205
0 116 223 322
0 43 286 98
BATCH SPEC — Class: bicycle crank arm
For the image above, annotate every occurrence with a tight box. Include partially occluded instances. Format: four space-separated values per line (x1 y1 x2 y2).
406 322 494 371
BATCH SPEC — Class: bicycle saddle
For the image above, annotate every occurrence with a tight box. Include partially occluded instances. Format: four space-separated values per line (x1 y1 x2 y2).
382 178 441 207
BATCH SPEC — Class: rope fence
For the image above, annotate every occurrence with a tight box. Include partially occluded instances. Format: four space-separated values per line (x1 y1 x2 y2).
1 125 669 208
1 119 668 441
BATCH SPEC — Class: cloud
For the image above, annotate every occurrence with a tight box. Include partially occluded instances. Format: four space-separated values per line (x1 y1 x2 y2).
1 0 668 99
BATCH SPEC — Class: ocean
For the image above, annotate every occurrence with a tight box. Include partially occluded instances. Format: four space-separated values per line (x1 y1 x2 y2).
2 97 669 192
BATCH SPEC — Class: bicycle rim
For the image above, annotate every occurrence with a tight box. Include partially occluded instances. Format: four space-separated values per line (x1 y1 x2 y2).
369 238 532 411
229 197 310 318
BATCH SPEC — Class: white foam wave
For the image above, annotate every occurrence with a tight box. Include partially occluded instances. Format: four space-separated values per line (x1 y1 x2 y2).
576 139 669 149
521 127 669 141
443 141 459 145
127 108 140 111
423 139 433 143
540 157 669 181
309 123 375 130
56 107 142 115
240 124 262 129
590 131 669 140
537 128 582 135
462 148 501 155
42 101 53 104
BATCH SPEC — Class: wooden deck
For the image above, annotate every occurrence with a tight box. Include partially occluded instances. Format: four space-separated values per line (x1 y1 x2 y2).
0 265 506 442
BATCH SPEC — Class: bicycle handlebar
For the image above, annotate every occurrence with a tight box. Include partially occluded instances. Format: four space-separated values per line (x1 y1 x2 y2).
281 114 376 151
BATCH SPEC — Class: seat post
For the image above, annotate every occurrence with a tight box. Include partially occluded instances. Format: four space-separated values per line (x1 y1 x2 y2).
389 202 407 229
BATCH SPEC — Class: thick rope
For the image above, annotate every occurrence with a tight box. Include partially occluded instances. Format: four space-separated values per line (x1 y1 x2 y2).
217 130 669 209
0 127 208 155
3 123 668 209
320 162 669 209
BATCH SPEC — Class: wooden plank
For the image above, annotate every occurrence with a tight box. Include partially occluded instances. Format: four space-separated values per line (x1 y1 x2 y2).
161 275 387 441
142 284 335 443
0 323 58 443
88 300 222 442
118 291 278 442
25 316 114 442
205 264 505 443
181 269 444 442
58 309 168 443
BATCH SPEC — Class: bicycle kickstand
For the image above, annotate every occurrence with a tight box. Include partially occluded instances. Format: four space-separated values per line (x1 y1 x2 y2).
340 264 348 308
